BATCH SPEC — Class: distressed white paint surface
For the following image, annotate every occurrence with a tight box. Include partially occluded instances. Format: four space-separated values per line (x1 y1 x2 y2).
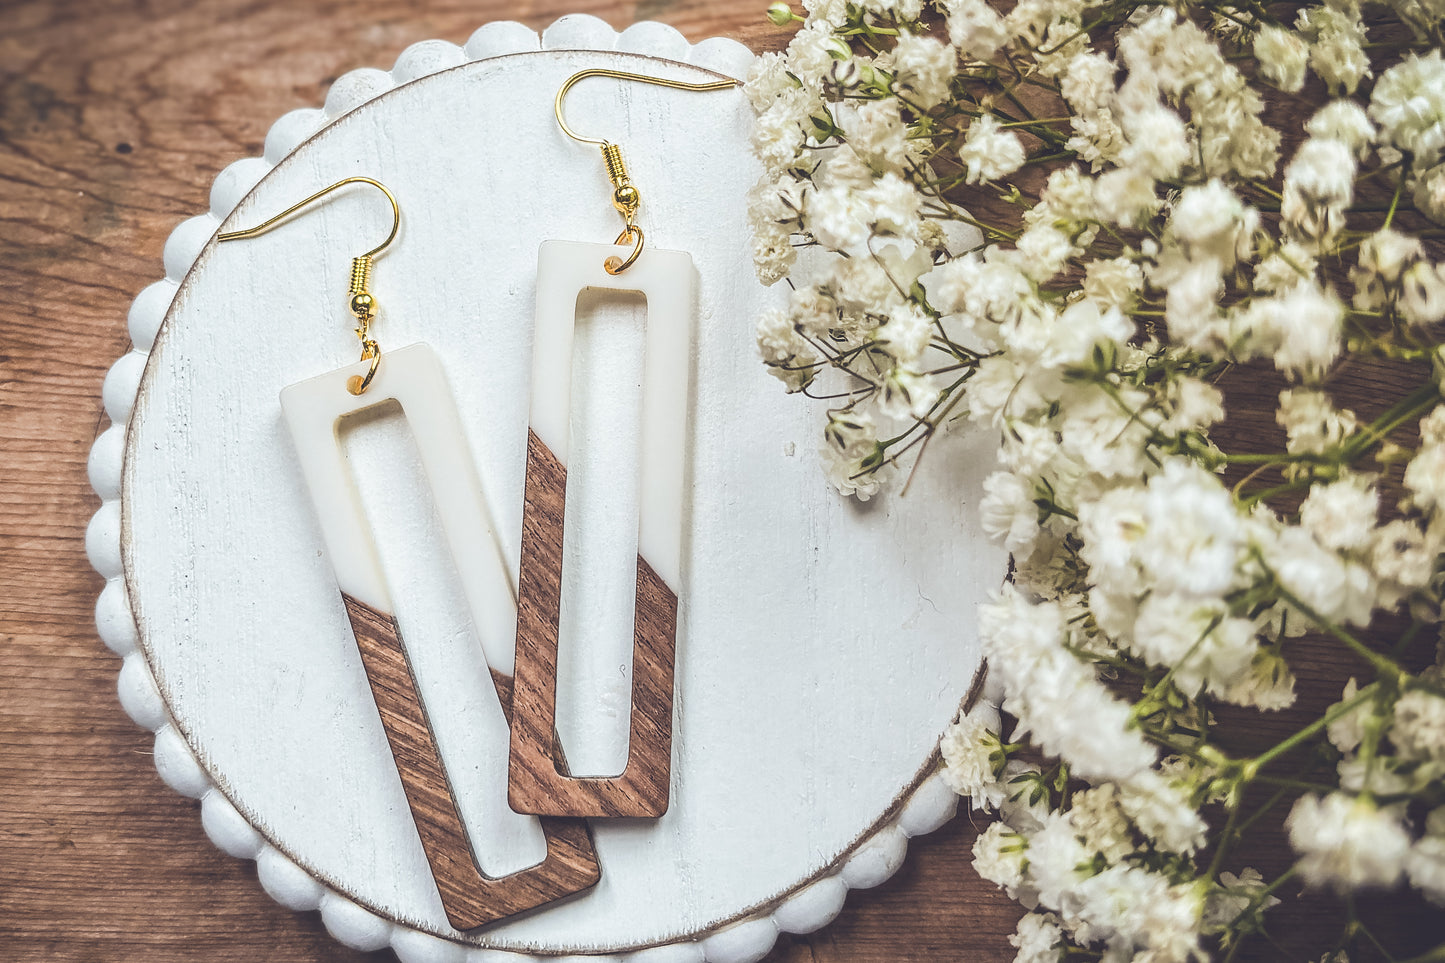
556 288 651 777
107 17 1004 959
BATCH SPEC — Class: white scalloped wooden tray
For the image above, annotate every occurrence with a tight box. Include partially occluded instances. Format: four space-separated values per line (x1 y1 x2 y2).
84 15 1002 962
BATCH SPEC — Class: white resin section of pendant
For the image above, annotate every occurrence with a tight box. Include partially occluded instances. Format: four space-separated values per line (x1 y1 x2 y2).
279 342 518 673
530 239 694 592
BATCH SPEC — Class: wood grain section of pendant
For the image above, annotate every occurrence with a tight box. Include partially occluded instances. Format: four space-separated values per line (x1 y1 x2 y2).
510 240 696 820
344 593 599 929
508 429 676 819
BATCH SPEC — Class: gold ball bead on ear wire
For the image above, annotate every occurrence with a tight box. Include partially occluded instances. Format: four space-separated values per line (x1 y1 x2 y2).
613 184 640 213
349 292 376 319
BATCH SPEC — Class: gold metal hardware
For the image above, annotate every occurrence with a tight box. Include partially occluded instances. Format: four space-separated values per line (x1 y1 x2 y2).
217 176 400 393
554 68 739 273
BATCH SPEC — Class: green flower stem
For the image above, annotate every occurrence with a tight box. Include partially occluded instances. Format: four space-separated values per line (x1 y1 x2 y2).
999 116 1074 128
1221 451 1320 465
1020 150 1077 168
1000 87 1041 124
1338 382 1439 461
1248 180 1284 202
1351 903 1401 961
856 34 885 58
1249 774 1339 792
1258 864 1300 899
898 385 977 492
1392 620 1427 658
1246 681 1380 776
927 101 1072 146
1096 379 1174 449
1153 688 1375 877
1272 584 1406 683
1145 730 1222 764
1231 462 1280 500
1356 706 1389 804
1353 158 1411 190
1134 618 1220 718
1207 795 1244 877
1231 785 1291 838
797 336 871 370
1238 479 1312 508
1064 644 1153 677
1398 944 1445 963
837 25 899 37
1383 165 1409 232
1211 3 1265 30
1147 679 1374 800
1223 866 1301 963
945 212 1020 241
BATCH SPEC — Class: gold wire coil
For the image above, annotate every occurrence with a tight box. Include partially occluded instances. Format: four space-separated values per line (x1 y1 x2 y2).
349 255 373 298
215 176 398 396
348 254 377 324
602 142 640 226
553 69 739 274
602 143 628 185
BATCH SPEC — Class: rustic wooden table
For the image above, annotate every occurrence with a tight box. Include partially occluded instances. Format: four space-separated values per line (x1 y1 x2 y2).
3 2 1439 961
0 2 1023 960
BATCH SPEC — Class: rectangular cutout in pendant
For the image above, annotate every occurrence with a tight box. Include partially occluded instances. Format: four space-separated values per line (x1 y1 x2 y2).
509 240 695 819
342 404 547 874
555 289 647 779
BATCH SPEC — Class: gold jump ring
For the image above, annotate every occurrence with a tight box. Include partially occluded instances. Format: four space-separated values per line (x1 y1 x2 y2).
347 341 382 395
605 225 645 275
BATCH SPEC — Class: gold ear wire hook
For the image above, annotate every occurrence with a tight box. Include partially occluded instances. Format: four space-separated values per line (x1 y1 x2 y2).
218 176 400 394
217 176 400 255
554 68 739 274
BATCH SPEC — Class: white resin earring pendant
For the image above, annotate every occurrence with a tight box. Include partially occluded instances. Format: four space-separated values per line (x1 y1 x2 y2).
508 239 694 820
279 342 600 928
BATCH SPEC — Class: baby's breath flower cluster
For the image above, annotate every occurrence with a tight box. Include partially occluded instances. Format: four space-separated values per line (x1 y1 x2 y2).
750 0 1445 959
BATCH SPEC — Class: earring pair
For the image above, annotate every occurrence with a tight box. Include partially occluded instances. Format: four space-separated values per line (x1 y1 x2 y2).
217 68 736 930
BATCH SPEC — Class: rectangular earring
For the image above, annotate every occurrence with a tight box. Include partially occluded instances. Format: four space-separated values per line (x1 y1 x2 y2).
507 70 736 820
509 239 693 819
222 178 600 930
282 344 600 927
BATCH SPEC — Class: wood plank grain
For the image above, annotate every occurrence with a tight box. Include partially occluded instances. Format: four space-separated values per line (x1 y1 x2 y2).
0 5 758 959
343 593 600 930
1 1 1435 961
509 429 675 818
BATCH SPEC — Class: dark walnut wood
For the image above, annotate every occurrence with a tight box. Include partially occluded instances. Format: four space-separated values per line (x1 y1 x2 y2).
342 594 600 929
509 429 676 818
